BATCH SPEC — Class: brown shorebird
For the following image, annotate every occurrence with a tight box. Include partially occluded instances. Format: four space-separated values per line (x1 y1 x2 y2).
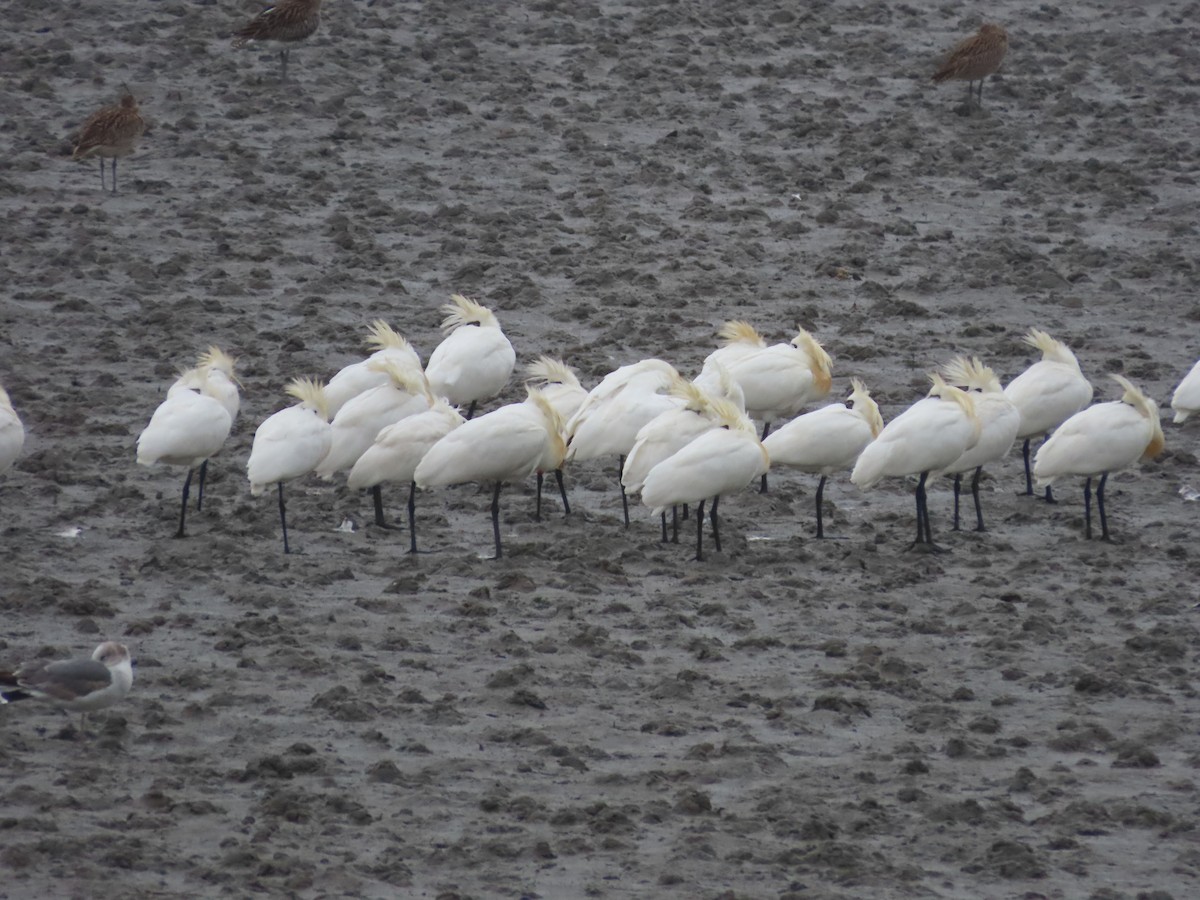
932 23 1009 110
71 90 146 192
231 0 322 81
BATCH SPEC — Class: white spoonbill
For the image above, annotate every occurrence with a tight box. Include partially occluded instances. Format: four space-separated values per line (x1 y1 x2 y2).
726 327 833 492
247 378 333 554
315 359 430 527
623 379 727 542
1004 328 1093 501
0 384 25 478
168 346 240 511
525 356 589 517
640 398 769 561
701 320 768 373
565 358 678 432
566 360 682 526
0 641 133 733
1170 358 1200 424
324 320 423 418
414 388 565 559
692 359 746 412
424 294 516 419
762 378 883 538
941 357 1021 532
347 396 465 553
137 367 234 538
1033 374 1164 541
851 374 981 550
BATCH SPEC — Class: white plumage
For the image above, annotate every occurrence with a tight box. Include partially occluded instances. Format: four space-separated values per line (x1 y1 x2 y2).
524 356 587 518
324 321 423 418
941 357 1021 532
169 346 240 423
346 398 465 551
314 360 429 481
725 327 833 426
247 378 333 553
622 380 724 496
0 385 26 477
565 359 682 526
415 389 565 558
138 366 235 538
1170 358 1200 424
851 374 981 548
1003 328 1093 497
762 378 882 538
1034 374 1164 540
640 400 769 561
701 320 768 374
525 356 588 422
424 294 516 417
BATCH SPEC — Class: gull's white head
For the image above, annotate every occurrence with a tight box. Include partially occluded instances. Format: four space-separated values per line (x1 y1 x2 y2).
92 641 132 669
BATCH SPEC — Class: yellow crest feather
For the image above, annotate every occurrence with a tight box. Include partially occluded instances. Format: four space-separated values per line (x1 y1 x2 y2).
440 294 500 332
717 320 766 348
285 377 329 421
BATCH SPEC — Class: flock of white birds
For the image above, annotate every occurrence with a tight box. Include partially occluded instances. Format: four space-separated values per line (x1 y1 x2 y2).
2 295 1197 561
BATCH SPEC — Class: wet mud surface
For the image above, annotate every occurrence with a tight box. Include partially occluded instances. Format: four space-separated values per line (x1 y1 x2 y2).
1 1 1199 897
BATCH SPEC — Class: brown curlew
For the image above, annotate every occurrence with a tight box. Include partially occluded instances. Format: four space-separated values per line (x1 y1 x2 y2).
231 0 322 81
71 90 146 192
932 23 1008 110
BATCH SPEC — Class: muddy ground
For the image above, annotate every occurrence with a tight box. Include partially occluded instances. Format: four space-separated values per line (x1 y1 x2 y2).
1 0 1199 897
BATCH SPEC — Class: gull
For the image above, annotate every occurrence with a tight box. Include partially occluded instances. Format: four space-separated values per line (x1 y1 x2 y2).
851 374 981 550
231 0 322 81
1004 328 1093 502
941 357 1021 532
424 294 516 420
640 399 770 561
247 377 332 553
1170 358 1200 424
415 389 565 559
1 642 134 733
762 378 883 538
1034 375 1164 541
137 366 234 538
72 89 146 192
932 23 1009 110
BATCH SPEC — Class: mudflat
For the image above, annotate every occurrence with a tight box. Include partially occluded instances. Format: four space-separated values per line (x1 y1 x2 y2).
1 2 1198 897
